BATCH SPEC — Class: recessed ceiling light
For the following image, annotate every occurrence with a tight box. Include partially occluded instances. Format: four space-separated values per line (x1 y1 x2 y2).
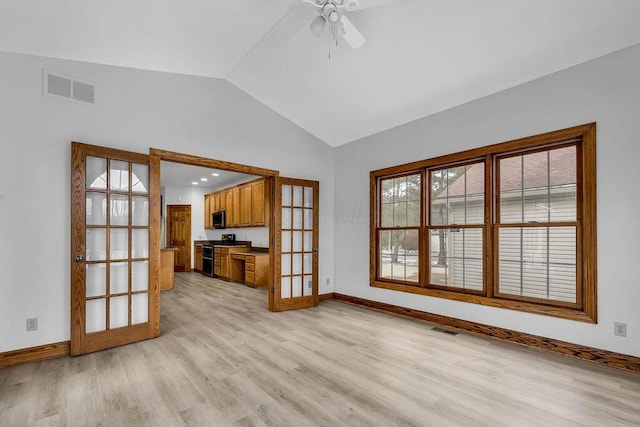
200 177 208 181
192 181 198 185
212 173 220 177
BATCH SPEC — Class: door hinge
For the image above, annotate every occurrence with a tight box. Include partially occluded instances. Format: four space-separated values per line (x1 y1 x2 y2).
271 236 275 244
271 287 275 294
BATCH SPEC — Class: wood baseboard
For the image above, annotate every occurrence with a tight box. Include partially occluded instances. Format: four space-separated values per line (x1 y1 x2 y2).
0 341 70 368
319 292 335 302
332 293 640 373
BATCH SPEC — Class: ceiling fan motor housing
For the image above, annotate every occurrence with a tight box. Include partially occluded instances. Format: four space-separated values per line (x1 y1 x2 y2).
323 3 340 22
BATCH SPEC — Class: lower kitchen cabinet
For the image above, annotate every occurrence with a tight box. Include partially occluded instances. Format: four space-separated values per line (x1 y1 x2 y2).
194 244 203 273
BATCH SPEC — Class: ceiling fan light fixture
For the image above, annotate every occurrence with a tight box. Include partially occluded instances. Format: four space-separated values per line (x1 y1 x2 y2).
309 15 326 37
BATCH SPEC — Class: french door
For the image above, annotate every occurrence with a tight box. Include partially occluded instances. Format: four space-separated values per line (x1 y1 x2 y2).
71 142 160 356
270 177 319 311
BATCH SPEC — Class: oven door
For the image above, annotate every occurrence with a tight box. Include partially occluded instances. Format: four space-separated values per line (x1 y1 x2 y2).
202 245 214 276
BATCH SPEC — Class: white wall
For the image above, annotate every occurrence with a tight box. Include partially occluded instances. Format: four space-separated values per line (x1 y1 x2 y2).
334 43 640 357
0 51 335 353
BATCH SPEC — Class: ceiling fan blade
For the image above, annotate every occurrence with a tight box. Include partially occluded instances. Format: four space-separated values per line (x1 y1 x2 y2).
340 15 365 48
344 0 398 12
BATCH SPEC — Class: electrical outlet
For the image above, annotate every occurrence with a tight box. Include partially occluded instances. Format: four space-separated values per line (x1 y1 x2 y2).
26 318 38 332
614 322 627 337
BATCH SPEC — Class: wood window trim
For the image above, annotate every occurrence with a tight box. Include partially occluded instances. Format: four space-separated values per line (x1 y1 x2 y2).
370 123 597 323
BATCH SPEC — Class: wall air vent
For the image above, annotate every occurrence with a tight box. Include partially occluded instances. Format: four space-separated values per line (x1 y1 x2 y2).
43 69 95 105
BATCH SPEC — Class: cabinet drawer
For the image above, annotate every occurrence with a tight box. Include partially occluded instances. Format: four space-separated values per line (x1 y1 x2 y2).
246 262 255 272
219 248 229 255
245 271 255 284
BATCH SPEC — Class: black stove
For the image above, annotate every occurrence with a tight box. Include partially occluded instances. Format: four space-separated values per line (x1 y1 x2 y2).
220 233 236 245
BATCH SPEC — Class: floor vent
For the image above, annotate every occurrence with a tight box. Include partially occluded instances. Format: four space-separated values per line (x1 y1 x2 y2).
43 69 95 105
432 327 458 335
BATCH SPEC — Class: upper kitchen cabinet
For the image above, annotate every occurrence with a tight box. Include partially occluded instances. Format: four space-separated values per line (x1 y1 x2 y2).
204 194 212 229
251 178 270 226
240 183 252 227
204 178 270 229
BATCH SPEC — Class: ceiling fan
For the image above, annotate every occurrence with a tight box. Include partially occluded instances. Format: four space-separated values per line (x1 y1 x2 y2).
300 0 396 49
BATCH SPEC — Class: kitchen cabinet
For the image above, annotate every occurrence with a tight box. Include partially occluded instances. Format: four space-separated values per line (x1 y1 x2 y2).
214 246 249 281
244 253 269 288
212 192 220 213
251 179 270 226
230 252 269 288
194 244 203 273
231 187 240 227
204 178 270 229
160 248 178 290
240 183 252 227
225 189 234 227
204 194 212 229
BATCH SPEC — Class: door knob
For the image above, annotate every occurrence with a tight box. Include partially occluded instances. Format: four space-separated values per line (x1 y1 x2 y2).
312 247 319 252
74 255 84 262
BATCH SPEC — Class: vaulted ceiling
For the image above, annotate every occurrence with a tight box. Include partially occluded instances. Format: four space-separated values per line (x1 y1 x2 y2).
2 0 640 147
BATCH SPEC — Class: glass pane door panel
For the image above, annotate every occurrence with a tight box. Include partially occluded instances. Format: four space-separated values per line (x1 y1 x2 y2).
132 261 149 291
292 276 302 297
303 209 313 230
303 187 313 207
281 231 292 253
303 253 312 274
282 185 292 206
110 262 129 294
86 264 106 297
281 277 291 298
293 209 303 229
110 160 130 192
282 208 292 229
281 255 291 275
132 293 148 324
110 195 129 226
132 163 149 193
86 156 107 190
132 229 149 259
132 196 149 226
86 299 106 333
292 254 302 275
303 275 313 296
303 231 313 252
86 228 107 261
292 231 302 252
293 186 303 207
110 229 129 260
86 193 107 225
109 295 128 329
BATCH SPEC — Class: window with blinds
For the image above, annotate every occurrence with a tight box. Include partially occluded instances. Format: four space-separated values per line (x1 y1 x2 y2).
370 124 596 322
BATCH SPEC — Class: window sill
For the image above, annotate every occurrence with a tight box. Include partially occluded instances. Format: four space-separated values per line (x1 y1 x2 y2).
371 280 596 323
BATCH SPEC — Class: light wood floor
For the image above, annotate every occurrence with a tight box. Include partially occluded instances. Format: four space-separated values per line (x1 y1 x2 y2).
2 273 640 426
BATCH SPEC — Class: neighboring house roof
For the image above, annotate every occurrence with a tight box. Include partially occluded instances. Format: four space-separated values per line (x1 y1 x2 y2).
435 145 576 199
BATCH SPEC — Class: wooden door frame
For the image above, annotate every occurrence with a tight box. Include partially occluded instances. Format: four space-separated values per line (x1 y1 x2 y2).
149 149 280 311
166 204 192 272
